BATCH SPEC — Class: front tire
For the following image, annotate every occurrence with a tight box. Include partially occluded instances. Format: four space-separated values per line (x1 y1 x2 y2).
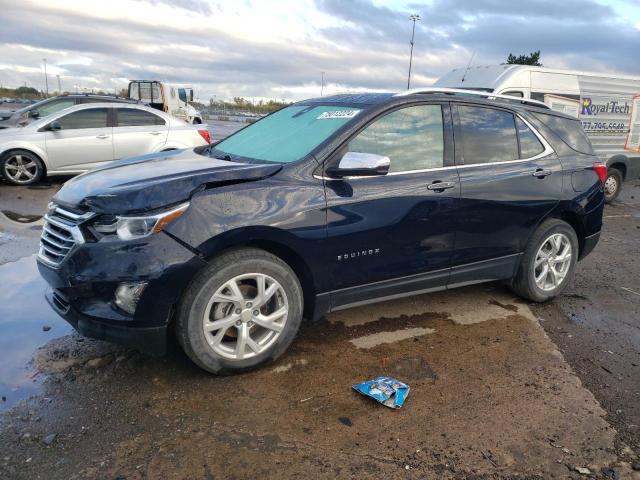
176 248 303 374
604 168 622 203
511 219 578 302
1 150 45 185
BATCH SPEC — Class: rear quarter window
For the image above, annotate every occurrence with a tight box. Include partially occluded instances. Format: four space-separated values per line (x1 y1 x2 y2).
533 113 594 155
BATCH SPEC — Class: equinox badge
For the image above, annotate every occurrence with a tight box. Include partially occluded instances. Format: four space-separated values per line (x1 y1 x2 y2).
337 248 380 261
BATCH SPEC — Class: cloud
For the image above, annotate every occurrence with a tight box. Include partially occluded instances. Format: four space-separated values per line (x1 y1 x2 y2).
0 0 638 101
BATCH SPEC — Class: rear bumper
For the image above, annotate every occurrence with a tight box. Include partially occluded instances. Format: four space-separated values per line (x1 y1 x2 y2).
579 231 600 260
45 289 168 355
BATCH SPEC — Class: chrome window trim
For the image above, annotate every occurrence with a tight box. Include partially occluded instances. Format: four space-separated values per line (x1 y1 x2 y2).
315 112 555 180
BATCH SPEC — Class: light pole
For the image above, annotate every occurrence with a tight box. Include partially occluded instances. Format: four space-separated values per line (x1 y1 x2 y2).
407 14 420 90
43 58 49 97
56 75 62 94
321 71 325 96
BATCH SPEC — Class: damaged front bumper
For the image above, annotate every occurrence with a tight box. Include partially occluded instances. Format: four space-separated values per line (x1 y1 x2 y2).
37 230 207 356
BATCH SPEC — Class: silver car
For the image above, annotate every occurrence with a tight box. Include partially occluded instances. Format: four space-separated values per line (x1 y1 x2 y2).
0 103 211 185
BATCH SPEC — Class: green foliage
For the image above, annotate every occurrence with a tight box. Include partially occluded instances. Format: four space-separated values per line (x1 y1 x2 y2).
506 50 542 66
208 96 291 114
0 86 42 99
15 86 40 95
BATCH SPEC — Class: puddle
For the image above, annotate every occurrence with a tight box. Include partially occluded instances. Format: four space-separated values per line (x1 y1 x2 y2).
1 210 43 223
0 255 72 412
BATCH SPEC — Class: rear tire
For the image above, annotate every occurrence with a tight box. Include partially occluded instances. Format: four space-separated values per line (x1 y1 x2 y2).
511 219 578 302
176 248 303 374
1 150 45 186
604 168 622 203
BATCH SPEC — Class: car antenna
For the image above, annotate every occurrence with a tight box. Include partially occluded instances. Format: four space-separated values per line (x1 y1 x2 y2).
460 50 476 84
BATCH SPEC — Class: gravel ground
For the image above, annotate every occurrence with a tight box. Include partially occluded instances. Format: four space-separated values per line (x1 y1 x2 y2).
0 146 638 478
532 182 640 453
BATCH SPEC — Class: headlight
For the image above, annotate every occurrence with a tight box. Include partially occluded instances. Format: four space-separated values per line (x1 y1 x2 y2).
94 203 189 240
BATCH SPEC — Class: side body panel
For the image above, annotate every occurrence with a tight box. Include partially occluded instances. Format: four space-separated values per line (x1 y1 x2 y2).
44 126 114 170
449 104 564 286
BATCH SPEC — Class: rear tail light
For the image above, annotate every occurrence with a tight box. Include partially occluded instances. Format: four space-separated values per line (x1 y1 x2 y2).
594 163 607 184
198 129 211 144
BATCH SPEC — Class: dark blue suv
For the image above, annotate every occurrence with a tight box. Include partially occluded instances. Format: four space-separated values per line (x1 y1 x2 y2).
37 89 605 374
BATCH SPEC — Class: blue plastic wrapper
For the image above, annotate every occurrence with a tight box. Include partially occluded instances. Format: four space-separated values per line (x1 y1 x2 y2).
352 376 410 409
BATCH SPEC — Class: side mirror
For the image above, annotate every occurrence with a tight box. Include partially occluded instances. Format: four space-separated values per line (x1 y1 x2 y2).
326 152 390 178
189 90 194 102
28 110 40 119
47 121 61 131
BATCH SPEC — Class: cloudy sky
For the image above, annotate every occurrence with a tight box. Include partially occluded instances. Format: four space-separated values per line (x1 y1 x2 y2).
1 0 639 102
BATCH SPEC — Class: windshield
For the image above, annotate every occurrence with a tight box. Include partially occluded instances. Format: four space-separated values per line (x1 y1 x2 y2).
213 104 362 163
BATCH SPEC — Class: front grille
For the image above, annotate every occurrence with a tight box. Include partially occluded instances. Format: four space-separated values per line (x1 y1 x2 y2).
38 205 95 267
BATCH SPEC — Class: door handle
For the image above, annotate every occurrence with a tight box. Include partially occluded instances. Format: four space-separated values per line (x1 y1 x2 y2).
96 134 110 139
532 168 552 178
149 131 163 135
427 181 456 191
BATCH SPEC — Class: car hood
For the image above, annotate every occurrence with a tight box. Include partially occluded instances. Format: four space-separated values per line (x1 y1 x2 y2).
53 148 282 214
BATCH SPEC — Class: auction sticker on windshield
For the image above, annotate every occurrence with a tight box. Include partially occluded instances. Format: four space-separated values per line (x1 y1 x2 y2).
317 110 360 119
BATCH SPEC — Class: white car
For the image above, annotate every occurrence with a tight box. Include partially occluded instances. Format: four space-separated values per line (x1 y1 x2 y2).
0 103 211 185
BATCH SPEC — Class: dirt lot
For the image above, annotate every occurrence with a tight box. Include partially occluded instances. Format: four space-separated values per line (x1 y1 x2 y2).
0 165 639 479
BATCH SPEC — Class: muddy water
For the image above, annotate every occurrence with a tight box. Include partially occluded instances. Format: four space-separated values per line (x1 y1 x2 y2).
0 255 71 411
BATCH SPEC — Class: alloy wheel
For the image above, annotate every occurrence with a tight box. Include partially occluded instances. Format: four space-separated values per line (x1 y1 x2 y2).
604 174 618 196
202 273 289 360
4 154 39 184
533 233 572 292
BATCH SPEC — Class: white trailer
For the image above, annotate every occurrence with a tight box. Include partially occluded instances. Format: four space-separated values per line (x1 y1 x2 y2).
128 80 203 125
434 65 640 202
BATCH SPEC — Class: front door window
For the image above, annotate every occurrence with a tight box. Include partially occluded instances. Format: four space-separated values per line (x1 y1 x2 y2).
347 105 444 172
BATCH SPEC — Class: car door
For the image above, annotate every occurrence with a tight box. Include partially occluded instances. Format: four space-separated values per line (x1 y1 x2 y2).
111 107 169 160
449 103 563 286
43 107 113 171
323 103 460 309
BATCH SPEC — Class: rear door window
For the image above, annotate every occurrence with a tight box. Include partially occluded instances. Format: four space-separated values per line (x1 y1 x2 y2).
457 106 518 164
116 108 166 126
533 113 593 154
516 117 545 158
56 108 109 129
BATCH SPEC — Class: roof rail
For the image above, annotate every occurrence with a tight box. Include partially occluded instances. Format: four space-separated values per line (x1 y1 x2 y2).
395 87 550 109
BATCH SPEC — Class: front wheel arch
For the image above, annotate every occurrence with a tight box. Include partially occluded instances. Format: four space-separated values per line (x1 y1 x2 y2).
197 237 318 321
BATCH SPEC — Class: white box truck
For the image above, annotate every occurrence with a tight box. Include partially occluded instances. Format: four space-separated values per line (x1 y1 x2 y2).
128 80 203 125
434 65 640 202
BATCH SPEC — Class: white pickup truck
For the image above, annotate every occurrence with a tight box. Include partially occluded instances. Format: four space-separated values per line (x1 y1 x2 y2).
128 80 203 125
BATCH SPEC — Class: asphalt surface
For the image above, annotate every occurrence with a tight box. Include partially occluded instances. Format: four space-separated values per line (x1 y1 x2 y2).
0 142 638 478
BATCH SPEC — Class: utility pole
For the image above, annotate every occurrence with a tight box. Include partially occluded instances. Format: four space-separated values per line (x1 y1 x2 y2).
321 71 325 96
43 58 49 97
56 75 62 94
407 14 420 90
